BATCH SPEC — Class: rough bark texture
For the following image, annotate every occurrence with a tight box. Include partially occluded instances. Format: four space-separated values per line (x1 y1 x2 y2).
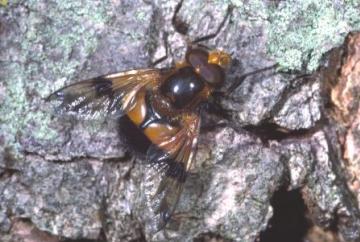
1 1 360 242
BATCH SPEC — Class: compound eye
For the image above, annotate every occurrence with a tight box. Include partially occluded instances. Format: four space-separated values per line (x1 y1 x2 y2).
186 49 209 68
199 64 224 87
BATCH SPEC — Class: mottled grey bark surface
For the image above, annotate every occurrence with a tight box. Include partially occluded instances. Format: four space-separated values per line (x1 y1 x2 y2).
1 1 360 242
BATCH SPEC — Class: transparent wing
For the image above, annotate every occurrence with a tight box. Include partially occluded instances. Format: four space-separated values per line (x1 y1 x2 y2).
46 69 162 119
143 113 201 231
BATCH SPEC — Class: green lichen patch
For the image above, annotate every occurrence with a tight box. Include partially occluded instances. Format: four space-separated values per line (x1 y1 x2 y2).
0 0 113 160
266 0 360 72
0 0 7 7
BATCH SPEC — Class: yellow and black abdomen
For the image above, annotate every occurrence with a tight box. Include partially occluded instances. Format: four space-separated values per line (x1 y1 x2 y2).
119 89 180 157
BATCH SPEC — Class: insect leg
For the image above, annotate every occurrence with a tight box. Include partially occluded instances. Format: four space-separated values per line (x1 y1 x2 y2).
172 0 188 35
192 4 234 44
151 32 171 67
202 97 232 120
226 64 278 93
227 64 315 94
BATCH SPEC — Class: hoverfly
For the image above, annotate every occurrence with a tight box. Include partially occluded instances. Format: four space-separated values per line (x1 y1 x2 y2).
46 3 269 232
47 45 232 229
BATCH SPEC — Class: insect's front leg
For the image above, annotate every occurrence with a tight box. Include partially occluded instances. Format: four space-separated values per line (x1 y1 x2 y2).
226 64 278 93
151 32 172 67
191 4 234 45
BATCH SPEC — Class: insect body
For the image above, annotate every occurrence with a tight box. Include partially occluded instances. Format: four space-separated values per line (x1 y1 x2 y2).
47 47 231 230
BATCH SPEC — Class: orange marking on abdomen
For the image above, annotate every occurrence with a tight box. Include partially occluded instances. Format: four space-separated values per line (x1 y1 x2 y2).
127 91 147 126
144 122 179 146
127 91 180 152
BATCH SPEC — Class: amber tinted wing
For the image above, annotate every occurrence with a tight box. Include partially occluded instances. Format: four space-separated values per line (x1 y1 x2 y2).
144 113 201 231
47 69 162 119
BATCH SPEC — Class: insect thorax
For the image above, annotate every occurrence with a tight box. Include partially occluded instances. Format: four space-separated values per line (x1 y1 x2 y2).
160 66 205 110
